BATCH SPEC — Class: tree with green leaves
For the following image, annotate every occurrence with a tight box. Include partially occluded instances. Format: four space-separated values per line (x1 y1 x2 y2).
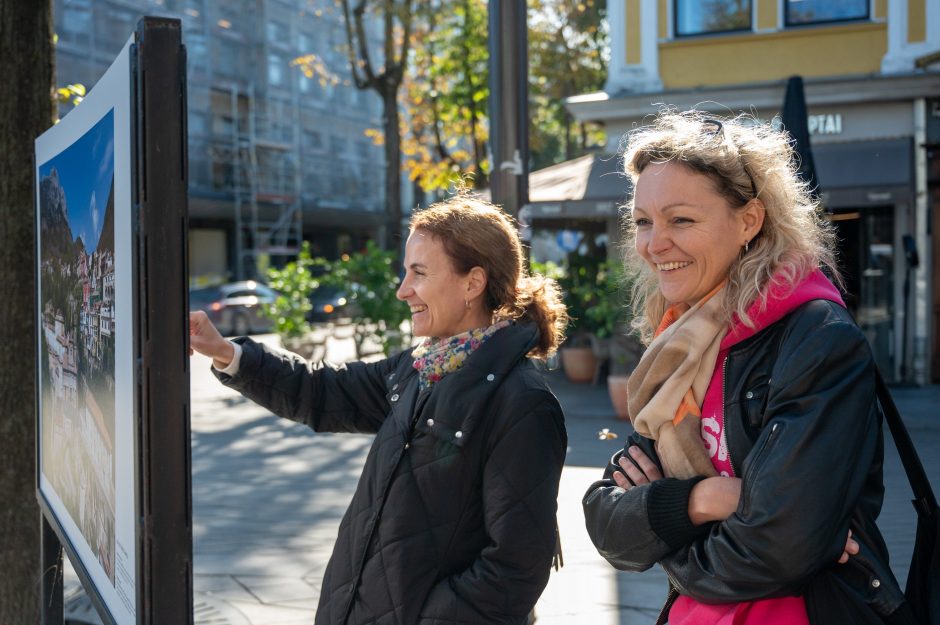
0 1 55 622
314 241 411 357
296 2 607 206
264 242 318 341
402 0 490 192
400 0 608 192
528 0 608 170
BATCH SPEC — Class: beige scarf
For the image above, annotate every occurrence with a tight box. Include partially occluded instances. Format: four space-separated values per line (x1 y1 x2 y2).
627 285 727 479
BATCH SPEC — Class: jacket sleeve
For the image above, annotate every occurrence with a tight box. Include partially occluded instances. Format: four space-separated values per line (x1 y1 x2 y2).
660 317 881 602
582 434 710 572
418 392 567 624
213 337 406 434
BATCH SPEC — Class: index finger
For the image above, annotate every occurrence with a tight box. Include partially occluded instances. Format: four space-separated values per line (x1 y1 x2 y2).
628 446 663 481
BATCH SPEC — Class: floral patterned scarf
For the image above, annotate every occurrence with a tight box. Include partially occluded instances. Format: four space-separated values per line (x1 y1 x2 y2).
412 320 512 389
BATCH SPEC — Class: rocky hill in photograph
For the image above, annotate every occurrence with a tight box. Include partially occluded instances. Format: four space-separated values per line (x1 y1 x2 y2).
39 167 73 262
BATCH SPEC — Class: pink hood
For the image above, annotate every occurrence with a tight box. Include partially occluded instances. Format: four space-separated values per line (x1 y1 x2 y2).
720 269 845 351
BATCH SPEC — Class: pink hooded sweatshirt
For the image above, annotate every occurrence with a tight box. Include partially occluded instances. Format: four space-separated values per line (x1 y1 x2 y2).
669 269 844 625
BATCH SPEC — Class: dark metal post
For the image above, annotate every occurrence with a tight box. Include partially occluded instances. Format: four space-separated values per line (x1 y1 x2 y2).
41 515 64 625
134 17 193 625
488 0 529 217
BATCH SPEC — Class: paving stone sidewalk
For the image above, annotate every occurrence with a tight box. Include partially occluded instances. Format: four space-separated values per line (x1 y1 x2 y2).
64 337 940 624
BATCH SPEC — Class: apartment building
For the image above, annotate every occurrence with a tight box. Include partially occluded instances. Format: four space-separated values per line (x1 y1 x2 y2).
55 0 391 283
564 0 940 384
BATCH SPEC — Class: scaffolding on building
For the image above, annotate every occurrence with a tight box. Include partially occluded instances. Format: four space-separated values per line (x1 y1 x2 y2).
229 83 304 280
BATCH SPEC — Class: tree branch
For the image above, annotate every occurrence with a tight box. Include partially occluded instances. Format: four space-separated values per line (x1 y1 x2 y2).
341 0 379 90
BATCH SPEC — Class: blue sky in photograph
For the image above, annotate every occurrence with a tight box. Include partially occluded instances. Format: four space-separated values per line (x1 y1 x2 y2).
39 109 115 254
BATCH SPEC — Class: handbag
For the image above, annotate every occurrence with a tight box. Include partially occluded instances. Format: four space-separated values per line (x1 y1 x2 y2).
876 371 940 625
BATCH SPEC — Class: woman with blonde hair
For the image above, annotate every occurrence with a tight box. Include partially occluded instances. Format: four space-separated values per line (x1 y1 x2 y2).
583 111 916 624
191 195 568 624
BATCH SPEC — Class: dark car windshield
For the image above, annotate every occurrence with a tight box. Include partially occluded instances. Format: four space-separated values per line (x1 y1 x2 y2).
311 285 342 300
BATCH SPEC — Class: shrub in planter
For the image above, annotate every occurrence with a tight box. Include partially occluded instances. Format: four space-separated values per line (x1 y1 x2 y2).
263 241 317 345
314 241 411 358
607 331 644 420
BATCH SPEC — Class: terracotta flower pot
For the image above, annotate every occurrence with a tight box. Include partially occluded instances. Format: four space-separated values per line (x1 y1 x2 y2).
607 374 631 420
561 346 597 384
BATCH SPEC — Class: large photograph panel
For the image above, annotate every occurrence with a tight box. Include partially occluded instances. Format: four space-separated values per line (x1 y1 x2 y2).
36 36 136 625
39 109 116 583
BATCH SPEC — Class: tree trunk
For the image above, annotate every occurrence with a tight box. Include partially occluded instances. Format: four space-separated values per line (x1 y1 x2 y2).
0 2 55 624
383 85 403 273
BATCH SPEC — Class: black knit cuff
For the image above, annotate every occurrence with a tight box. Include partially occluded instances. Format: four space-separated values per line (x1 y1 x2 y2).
647 476 710 550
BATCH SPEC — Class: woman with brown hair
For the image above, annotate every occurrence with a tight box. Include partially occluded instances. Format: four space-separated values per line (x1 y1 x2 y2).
190 195 568 625
583 111 915 624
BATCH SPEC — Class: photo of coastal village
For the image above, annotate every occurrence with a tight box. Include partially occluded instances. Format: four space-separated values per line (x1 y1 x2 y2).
38 109 117 584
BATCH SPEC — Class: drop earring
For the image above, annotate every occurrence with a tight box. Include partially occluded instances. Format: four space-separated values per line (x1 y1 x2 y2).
744 239 750 253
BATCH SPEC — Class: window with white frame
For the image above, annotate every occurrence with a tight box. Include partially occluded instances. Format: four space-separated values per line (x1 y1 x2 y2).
674 0 751 36
785 0 869 26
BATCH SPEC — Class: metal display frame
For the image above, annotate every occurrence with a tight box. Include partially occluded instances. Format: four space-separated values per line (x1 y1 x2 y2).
36 17 192 625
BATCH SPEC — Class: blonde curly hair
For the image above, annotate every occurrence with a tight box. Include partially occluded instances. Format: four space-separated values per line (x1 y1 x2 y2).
621 110 841 343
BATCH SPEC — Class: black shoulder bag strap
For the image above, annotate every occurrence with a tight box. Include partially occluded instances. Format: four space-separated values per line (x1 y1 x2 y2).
874 370 940 624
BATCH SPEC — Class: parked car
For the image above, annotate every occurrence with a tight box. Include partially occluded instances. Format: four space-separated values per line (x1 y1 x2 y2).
189 281 278 336
307 285 360 322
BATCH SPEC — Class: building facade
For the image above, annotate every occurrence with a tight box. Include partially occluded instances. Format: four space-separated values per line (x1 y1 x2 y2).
566 0 940 384
55 0 394 284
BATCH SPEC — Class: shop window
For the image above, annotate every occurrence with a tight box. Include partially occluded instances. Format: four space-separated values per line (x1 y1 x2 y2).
674 0 750 37
785 0 868 26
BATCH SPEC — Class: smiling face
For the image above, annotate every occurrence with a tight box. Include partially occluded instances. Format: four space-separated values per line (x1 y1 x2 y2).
632 161 764 307
396 229 491 338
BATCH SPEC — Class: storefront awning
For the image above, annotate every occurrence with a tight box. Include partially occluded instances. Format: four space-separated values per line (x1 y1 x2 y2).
523 153 631 221
815 138 913 208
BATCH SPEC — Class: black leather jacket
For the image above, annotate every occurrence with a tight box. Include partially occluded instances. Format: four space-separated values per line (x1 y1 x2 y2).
583 300 915 624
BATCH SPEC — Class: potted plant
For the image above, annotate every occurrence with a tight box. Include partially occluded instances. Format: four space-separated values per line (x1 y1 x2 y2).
583 261 623 360
544 254 604 384
583 261 643 418
607 329 644 420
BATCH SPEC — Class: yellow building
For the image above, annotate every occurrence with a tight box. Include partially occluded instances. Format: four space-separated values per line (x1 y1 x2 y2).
563 0 940 384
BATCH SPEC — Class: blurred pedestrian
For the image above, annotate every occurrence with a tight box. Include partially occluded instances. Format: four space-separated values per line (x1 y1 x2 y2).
191 195 568 625
583 111 916 624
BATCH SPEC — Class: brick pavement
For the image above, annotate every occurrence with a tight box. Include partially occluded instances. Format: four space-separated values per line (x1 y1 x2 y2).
63 337 940 624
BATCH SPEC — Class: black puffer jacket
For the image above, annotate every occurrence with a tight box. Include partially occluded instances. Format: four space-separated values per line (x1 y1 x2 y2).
583 300 916 624
216 322 567 625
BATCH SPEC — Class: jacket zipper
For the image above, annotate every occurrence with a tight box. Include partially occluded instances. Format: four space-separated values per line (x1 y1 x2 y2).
721 354 737 477
654 581 680 625
344 383 428 623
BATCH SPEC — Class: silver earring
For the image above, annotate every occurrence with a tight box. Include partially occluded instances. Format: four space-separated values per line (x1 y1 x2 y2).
744 240 750 253
465 299 471 310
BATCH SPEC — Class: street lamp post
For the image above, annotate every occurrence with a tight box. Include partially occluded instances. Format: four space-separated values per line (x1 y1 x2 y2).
487 0 529 218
